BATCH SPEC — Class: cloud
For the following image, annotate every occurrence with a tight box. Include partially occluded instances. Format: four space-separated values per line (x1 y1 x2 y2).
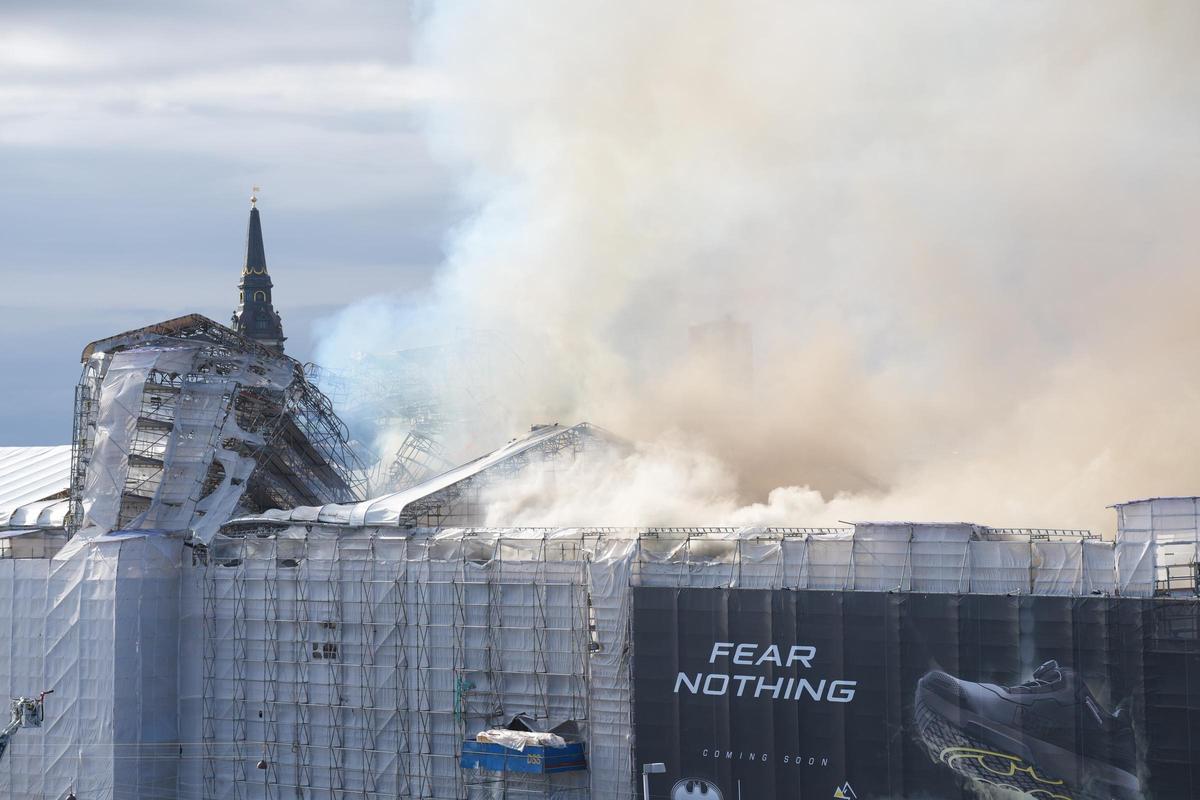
0 1 455 443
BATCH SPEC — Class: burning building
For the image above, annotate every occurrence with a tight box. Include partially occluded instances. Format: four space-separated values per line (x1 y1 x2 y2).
0 201 1197 800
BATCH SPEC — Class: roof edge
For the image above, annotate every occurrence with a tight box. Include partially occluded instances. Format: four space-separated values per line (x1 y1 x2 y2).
80 313 297 365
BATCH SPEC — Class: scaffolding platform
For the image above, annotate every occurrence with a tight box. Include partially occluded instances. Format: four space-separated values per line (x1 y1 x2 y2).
460 741 587 774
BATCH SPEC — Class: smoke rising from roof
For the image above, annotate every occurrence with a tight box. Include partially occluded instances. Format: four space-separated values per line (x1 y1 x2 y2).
318 1 1200 533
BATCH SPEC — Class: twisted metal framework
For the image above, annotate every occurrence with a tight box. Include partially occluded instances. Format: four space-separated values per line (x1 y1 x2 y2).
309 336 524 495
383 428 453 494
68 315 366 535
384 423 611 530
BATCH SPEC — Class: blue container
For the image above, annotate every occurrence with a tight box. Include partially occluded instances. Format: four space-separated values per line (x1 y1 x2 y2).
460 740 587 774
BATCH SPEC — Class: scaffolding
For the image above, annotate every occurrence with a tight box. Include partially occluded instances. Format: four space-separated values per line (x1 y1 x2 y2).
0 514 1195 799
67 315 366 541
228 423 617 531
187 518 1172 800
0 531 67 560
381 427 453 496
1114 497 1200 598
310 337 524 486
195 530 593 800
388 424 605 529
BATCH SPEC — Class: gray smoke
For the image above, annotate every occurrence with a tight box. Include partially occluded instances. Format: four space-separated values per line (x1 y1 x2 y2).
318 1 1200 533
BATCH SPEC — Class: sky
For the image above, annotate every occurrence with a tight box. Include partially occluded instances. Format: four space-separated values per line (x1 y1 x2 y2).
0 1 453 444
2 2 1198 531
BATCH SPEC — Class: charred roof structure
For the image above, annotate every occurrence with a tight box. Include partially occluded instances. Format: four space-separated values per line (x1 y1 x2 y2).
68 314 364 541
226 421 615 529
309 334 526 496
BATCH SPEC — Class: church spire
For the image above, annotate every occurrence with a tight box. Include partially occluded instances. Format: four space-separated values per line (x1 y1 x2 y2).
231 190 287 351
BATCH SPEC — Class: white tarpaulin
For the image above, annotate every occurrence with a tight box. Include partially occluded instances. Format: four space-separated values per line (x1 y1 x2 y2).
0 446 71 528
0 534 182 800
76 344 293 545
476 729 567 751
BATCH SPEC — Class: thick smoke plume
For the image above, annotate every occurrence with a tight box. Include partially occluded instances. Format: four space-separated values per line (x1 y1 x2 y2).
318 1 1200 534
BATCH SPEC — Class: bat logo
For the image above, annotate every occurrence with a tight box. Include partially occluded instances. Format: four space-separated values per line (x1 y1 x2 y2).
671 778 724 800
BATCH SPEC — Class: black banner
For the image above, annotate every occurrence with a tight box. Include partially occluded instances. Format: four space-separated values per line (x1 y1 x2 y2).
632 587 1200 800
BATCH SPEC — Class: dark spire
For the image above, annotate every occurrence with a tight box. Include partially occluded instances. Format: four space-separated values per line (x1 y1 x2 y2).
231 191 287 352
245 206 267 274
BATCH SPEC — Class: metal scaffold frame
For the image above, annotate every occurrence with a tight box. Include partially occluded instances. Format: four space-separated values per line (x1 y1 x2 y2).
383 424 612 530
307 336 525 496
67 316 366 540
196 530 593 799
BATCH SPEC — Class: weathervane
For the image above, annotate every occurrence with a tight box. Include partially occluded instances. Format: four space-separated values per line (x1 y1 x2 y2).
250 185 261 208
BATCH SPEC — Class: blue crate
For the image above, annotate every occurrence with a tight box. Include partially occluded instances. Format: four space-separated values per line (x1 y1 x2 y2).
460 740 587 774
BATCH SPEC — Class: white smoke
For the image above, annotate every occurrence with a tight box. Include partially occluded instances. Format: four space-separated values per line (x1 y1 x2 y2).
317 1 1200 534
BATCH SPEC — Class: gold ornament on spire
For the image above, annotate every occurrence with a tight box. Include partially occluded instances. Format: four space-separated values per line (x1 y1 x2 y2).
250 185 261 208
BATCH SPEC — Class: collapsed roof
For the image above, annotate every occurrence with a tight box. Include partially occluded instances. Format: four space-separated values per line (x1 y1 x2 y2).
70 314 365 542
227 422 612 529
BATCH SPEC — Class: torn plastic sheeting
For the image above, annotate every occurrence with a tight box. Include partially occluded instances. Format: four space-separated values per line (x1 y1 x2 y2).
188 447 256 543
132 380 235 533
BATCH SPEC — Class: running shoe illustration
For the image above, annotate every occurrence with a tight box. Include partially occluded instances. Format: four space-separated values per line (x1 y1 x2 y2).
915 660 1138 800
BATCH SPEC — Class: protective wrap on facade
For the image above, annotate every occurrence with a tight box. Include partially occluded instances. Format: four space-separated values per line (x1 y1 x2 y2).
0 535 181 800
0 507 1197 798
70 316 364 545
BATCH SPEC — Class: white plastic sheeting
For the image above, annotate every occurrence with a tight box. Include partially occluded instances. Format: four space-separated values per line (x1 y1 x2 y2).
132 380 254 541
0 534 182 800
633 526 1121 597
180 522 1152 800
1114 497 1200 595
910 525 973 592
0 446 71 528
3 498 69 529
80 350 172 535
584 537 635 800
475 730 566 751
0 512 1172 800
190 529 593 800
1082 540 1118 595
77 344 292 543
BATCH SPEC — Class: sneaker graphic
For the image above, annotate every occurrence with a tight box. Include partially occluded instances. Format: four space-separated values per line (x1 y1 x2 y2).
915 661 1139 800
